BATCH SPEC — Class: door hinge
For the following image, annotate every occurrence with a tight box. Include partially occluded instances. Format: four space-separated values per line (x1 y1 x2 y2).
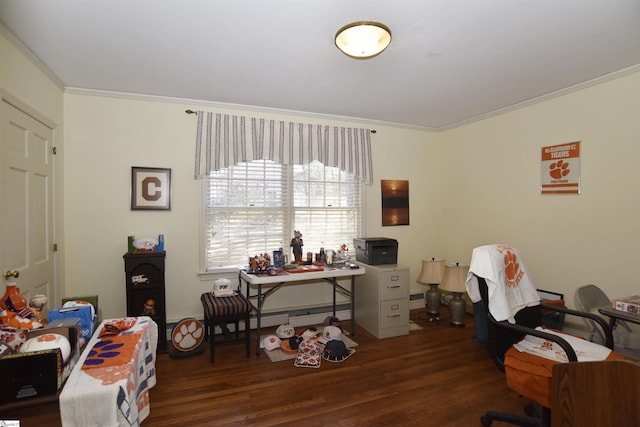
53 243 58 252
52 147 57 155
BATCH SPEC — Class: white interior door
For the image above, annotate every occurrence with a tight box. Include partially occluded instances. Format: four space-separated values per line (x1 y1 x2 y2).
0 99 56 310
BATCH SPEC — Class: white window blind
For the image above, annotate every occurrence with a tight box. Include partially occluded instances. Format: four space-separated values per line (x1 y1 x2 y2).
205 160 363 269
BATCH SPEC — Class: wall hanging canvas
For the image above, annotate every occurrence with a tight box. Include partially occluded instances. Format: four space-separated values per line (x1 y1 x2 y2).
131 167 172 210
381 179 409 226
540 141 581 195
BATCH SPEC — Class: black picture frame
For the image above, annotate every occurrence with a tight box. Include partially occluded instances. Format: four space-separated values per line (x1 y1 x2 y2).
131 167 171 210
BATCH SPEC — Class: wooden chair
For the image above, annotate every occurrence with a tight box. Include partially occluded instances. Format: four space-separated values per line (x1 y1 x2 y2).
552 359 640 426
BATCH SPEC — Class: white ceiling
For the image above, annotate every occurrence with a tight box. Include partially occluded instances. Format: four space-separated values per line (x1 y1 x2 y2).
1 0 639 130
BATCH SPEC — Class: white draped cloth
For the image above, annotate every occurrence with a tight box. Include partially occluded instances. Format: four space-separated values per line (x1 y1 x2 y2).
465 244 540 323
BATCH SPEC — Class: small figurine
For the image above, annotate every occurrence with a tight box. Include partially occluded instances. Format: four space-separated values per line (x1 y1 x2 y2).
336 243 350 262
29 294 48 324
290 230 304 263
249 253 271 272
142 299 156 316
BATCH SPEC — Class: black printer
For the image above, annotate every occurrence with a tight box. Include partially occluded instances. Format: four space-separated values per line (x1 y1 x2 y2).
353 237 398 265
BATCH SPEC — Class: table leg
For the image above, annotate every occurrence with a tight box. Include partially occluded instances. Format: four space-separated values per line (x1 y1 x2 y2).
351 274 356 337
332 278 337 316
255 284 262 355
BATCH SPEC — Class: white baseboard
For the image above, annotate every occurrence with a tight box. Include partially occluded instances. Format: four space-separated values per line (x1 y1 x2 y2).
288 309 351 327
184 306 350 336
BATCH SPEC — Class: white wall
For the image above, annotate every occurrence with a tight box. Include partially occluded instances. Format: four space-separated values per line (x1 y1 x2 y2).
62 92 442 322
5 25 640 328
441 70 640 312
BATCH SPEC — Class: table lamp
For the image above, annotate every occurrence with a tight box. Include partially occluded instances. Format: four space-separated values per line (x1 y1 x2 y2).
439 262 470 328
416 258 445 323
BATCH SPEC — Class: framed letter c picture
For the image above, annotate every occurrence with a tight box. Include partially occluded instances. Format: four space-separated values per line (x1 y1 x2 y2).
131 167 171 210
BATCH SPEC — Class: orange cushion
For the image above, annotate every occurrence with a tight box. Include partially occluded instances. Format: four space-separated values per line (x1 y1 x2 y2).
504 344 626 408
540 299 565 312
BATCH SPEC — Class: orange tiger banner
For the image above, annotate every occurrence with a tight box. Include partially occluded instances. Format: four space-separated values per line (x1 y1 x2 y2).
541 141 581 195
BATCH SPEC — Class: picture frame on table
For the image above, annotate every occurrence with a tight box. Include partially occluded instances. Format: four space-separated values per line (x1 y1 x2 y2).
131 167 171 210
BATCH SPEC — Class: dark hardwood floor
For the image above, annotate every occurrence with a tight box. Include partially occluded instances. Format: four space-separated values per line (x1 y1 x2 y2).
4 309 533 426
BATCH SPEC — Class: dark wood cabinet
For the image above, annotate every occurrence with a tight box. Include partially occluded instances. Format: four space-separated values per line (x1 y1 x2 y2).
123 251 167 352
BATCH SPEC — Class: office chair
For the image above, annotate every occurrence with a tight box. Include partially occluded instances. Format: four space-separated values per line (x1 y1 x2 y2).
466 245 618 427
575 284 640 357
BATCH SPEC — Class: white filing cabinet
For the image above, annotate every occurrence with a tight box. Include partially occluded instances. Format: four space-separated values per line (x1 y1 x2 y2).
355 263 410 338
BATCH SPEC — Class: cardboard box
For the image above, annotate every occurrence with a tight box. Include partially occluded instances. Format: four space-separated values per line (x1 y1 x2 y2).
612 295 640 314
0 318 82 403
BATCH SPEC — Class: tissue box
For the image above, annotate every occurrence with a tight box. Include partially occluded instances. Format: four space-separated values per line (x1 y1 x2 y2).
48 305 94 340
61 295 99 321
0 317 82 403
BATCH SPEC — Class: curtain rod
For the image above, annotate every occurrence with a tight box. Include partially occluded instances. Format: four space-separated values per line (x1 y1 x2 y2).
184 109 376 133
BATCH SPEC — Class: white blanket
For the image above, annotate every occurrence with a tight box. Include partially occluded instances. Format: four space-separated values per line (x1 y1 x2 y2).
465 244 540 323
60 317 158 427
513 326 612 362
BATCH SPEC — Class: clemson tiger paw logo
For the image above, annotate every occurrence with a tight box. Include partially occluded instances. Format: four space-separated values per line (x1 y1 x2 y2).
503 250 520 287
549 160 570 179
171 318 204 352
541 340 554 351
84 339 125 366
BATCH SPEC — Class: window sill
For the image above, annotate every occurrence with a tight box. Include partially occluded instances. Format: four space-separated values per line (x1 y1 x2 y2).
198 267 242 281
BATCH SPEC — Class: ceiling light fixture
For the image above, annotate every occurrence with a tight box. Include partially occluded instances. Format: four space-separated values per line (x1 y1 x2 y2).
335 21 392 59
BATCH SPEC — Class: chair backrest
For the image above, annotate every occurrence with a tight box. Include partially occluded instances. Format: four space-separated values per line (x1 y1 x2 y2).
466 244 540 323
552 360 640 426
575 284 611 342
575 284 610 312
476 275 543 372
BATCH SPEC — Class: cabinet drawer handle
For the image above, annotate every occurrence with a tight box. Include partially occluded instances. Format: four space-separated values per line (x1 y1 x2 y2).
387 314 401 318
387 285 401 289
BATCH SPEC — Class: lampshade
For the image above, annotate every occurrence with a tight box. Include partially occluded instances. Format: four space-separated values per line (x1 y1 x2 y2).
439 263 470 294
416 258 445 285
335 21 392 59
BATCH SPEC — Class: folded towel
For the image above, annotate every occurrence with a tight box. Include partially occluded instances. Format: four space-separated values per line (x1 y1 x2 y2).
99 317 138 337
513 326 612 363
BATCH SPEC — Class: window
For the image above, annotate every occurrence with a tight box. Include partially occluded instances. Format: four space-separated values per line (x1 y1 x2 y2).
203 160 363 270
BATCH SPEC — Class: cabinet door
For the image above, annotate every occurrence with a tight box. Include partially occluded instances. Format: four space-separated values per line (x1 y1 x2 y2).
379 269 409 301
380 299 409 328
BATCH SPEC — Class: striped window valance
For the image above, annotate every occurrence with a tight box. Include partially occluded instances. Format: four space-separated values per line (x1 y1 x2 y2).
194 111 374 184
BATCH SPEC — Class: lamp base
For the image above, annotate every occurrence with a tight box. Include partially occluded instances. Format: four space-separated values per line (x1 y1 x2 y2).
448 292 466 328
425 284 441 324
